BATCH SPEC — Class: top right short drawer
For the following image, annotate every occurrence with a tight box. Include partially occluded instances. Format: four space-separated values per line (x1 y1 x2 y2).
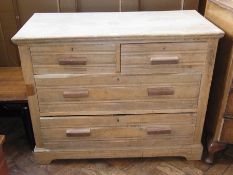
121 42 208 74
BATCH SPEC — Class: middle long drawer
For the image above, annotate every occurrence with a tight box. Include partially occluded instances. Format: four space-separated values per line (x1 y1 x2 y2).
35 73 201 116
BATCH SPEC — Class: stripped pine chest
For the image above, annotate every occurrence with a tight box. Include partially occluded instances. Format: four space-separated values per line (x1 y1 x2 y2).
12 11 223 164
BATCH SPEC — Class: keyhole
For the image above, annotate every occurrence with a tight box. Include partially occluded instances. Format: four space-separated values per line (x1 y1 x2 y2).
117 118 120 122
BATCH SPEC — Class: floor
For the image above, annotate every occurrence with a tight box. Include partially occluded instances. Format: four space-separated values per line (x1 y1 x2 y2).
1 117 233 175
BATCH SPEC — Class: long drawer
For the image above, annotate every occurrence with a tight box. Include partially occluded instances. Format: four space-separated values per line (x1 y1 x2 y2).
37 84 200 102
30 43 117 74
35 73 201 116
40 113 196 149
121 42 208 74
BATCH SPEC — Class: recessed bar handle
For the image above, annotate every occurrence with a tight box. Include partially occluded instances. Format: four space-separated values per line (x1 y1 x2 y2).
147 87 174 96
66 128 91 137
58 57 87 65
146 126 171 135
63 90 89 98
150 56 179 65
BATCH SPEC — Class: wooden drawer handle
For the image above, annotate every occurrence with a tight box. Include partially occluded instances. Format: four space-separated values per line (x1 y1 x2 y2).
147 87 174 96
58 57 87 65
146 126 171 135
66 128 91 137
150 56 179 65
63 90 89 98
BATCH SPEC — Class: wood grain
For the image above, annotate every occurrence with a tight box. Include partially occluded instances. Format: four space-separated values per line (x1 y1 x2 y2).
121 42 208 74
40 113 196 126
31 43 117 74
0 67 27 101
18 46 43 147
41 124 194 141
35 73 202 87
39 99 198 116
37 84 200 102
34 144 203 164
43 137 194 150
147 87 174 96
193 39 219 143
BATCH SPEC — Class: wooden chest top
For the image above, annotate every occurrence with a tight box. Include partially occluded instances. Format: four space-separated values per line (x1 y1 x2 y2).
12 10 223 44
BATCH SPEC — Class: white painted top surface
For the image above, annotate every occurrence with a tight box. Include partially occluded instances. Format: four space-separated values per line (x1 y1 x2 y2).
12 10 224 44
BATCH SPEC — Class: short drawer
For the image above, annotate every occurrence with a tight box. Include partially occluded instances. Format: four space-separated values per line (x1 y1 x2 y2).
35 73 201 116
121 42 208 74
30 43 117 74
40 113 196 149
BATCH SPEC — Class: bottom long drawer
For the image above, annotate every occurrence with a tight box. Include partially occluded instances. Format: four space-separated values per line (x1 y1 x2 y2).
40 113 196 149
43 137 194 150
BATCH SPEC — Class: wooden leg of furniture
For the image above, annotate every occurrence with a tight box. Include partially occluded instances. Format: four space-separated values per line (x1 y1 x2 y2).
205 140 226 164
185 144 203 161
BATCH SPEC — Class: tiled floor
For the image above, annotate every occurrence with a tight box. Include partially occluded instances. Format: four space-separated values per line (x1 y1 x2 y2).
1 117 233 175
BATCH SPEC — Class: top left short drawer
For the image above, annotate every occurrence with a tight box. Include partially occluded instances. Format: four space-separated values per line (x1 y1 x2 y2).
30 43 117 74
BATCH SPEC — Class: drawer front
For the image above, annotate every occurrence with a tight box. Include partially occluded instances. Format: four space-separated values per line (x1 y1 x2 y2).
35 73 201 116
30 43 117 74
37 84 200 102
220 118 233 144
121 42 208 74
40 114 196 149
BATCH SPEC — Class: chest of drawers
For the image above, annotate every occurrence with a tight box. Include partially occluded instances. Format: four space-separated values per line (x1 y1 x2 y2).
12 11 223 164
